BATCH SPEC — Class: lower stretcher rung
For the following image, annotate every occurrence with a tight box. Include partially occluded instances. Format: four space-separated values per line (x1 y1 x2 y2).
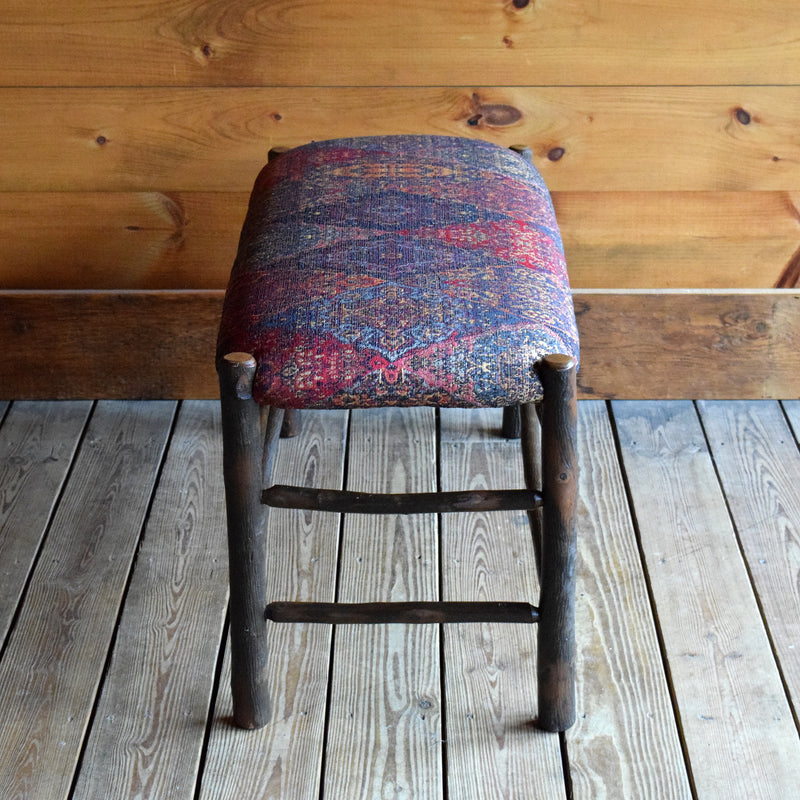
265 601 539 625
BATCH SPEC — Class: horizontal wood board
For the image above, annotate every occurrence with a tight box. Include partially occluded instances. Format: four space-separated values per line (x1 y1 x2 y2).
2 191 798 291
2 87 800 193
3 0 799 402
1 290 798 400
1 0 799 86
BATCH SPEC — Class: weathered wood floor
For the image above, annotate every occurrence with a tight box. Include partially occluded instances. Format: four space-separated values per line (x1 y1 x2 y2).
0 399 799 799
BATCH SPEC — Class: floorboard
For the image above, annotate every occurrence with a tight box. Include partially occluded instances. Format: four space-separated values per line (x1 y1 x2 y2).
440 407 564 800
324 408 442 799
200 409 348 800
0 400 798 799
697 401 800 720
569 401 691 799
0 401 92 644
73 401 228 800
0 401 175 800
613 400 800 799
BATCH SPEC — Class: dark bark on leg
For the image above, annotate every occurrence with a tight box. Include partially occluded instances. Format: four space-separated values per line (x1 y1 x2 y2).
219 353 272 729
536 354 578 731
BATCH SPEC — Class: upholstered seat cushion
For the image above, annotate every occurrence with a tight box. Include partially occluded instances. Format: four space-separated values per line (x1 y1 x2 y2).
217 135 579 408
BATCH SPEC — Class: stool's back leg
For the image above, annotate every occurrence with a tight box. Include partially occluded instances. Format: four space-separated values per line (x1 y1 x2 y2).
502 405 522 439
280 407 301 438
536 354 578 731
219 353 274 729
520 403 543 576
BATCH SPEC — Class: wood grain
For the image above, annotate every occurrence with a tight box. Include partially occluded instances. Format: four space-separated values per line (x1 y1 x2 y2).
2 0 799 396
324 408 442 798
613 401 800 799
439 407 565 799
697 401 800 716
554 191 800 290
3 191 798 291
568 402 691 799
200 409 347 800
217 354 272 729
3 87 800 192
572 291 800 400
0 291 224 400
0 398 798 794
0 402 91 643
1 0 798 86
3 290 799 401
0 401 175 800
0 192 246 290
784 401 800 443
72 401 228 800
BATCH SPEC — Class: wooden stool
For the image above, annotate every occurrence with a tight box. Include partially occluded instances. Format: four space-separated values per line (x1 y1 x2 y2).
217 135 579 733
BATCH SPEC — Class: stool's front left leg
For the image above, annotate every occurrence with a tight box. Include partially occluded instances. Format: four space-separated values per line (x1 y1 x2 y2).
218 353 276 729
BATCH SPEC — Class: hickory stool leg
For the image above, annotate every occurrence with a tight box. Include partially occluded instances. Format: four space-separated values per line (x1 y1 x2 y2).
532 354 578 731
520 402 544 576
219 353 283 728
502 405 522 439
280 408 301 438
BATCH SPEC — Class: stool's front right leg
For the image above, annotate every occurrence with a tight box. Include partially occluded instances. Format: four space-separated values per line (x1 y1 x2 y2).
535 354 578 732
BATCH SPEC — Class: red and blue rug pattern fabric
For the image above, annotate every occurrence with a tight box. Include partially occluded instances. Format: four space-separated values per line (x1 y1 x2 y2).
218 135 579 408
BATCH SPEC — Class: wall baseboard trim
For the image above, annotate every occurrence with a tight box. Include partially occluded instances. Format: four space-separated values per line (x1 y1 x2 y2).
1 290 798 400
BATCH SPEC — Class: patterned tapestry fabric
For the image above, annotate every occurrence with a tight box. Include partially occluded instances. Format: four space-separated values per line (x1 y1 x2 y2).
217 135 579 409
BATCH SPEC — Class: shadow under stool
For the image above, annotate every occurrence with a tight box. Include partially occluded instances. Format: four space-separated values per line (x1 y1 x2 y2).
216 135 580 734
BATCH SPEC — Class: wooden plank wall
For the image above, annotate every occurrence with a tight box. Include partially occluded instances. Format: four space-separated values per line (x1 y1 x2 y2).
1 1 799 399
